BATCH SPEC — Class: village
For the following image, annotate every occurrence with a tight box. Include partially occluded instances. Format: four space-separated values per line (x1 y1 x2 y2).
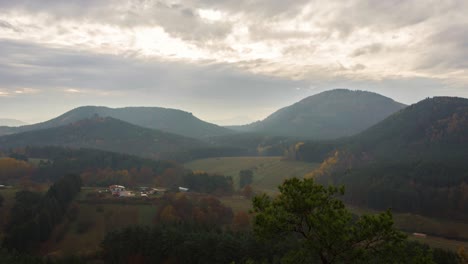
107 184 189 198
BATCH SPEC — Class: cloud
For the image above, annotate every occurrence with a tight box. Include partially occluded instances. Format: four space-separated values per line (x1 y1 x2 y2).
0 90 10 97
0 39 310 121
0 0 467 123
351 44 384 57
0 19 21 32
418 24 468 70
0 0 467 86
64 88 81 93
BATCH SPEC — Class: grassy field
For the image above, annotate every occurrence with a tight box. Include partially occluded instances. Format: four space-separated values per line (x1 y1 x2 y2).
185 156 319 193
28 158 49 166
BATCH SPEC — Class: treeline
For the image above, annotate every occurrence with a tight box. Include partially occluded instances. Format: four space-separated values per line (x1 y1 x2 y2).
154 193 234 226
0 228 460 264
330 160 468 221
182 171 233 194
101 225 296 264
1 147 181 186
100 226 460 264
2 174 82 252
0 157 34 185
22 146 179 183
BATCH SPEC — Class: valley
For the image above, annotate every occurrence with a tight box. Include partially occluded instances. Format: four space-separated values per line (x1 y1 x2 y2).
0 90 466 263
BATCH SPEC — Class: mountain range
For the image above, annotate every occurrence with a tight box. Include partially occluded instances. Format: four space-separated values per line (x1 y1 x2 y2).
0 106 232 139
0 89 407 141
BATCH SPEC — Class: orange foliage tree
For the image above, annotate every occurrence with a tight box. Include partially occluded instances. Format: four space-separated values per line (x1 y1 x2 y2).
232 211 250 231
0 157 34 184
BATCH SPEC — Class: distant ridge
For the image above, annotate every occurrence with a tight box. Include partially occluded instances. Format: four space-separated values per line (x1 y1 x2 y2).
0 106 232 139
0 117 206 160
0 118 28 127
232 89 406 139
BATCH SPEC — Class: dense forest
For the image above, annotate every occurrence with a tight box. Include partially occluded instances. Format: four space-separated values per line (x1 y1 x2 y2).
294 97 468 220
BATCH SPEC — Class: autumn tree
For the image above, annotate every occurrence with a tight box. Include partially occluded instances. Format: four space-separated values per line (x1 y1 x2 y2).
0 158 33 185
159 205 180 223
458 246 468 264
232 211 250 232
252 178 431 264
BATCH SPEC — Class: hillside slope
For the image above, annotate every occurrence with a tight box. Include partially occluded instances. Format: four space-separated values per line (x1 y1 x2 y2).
298 97 468 220
0 106 232 139
233 89 406 139
0 117 207 160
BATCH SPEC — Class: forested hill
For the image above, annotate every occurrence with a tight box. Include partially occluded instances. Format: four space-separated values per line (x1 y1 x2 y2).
350 96 468 159
0 117 207 160
297 97 468 220
0 106 232 139
231 89 406 139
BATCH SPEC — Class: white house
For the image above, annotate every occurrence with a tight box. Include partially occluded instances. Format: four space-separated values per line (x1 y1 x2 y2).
178 187 189 192
109 185 125 196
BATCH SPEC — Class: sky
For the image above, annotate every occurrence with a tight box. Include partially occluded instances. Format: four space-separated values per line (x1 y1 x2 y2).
0 0 467 125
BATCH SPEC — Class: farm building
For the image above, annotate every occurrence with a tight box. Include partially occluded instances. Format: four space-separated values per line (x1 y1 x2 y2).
119 191 135 197
179 187 189 192
109 185 126 196
152 187 167 194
